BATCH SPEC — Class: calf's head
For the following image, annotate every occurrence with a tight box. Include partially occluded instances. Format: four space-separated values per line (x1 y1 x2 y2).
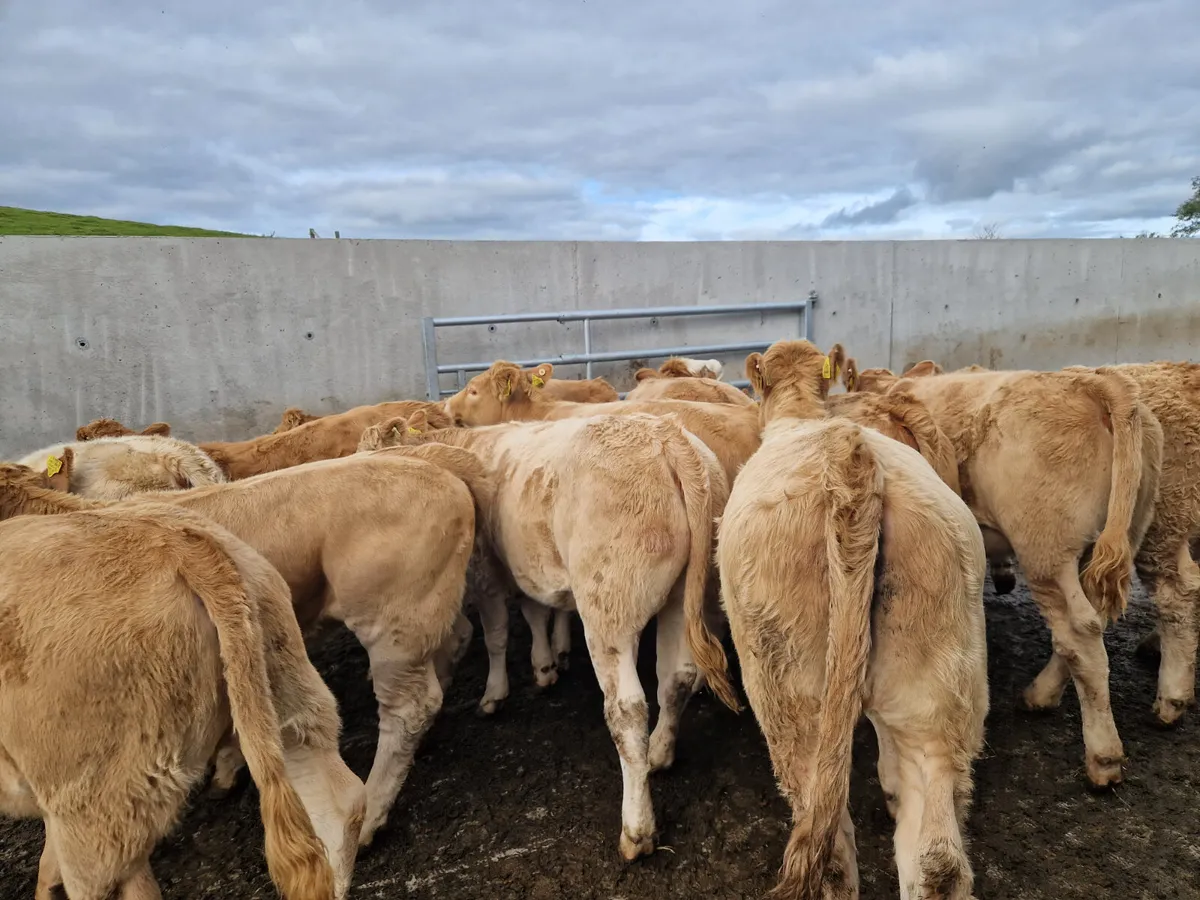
445 361 531 426
658 357 722 380
76 417 172 441
745 339 832 424
902 359 944 378
0 450 74 518
358 411 441 451
853 366 899 393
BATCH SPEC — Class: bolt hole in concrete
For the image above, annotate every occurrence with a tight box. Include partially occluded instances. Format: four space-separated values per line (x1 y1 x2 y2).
305 332 314 340
488 324 497 333
75 338 88 349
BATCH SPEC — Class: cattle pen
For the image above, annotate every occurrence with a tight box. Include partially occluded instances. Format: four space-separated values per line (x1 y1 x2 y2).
2 235 1199 900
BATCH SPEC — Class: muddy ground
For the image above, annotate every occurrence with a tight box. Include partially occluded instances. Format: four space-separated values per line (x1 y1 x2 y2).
2 574 1198 899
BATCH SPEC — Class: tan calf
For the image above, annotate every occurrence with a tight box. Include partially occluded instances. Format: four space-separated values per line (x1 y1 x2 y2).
11 445 482 850
837 361 1010 590
444 360 760 488
866 363 1160 787
443 360 758 690
0 470 365 900
633 357 725 382
382 409 736 860
627 368 757 408
16 433 226 500
825 390 961 496
190 401 452 479
269 366 616 440
523 362 620 402
1060 362 1200 724
273 407 324 434
660 356 726 380
710 339 987 900
624 355 962 496
74 417 173 440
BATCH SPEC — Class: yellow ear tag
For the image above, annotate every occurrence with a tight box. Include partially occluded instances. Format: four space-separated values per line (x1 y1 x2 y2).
407 427 422 435
531 375 545 388
500 377 513 401
847 373 856 391
46 456 63 477
822 356 832 379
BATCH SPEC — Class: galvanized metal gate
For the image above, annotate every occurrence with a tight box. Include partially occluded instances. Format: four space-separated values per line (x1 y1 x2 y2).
421 294 818 400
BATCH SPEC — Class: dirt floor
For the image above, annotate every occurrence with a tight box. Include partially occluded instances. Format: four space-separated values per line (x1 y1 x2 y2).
2 574 1198 899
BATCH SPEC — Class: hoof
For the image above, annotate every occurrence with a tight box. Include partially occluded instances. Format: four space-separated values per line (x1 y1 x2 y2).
1085 754 1125 790
358 804 389 850
1153 696 1193 727
206 768 248 800
1019 686 1061 714
991 572 1017 595
476 696 506 717
534 665 559 689
619 829 655 861
358 822 380 850
648 741 676 774
556 653 571 673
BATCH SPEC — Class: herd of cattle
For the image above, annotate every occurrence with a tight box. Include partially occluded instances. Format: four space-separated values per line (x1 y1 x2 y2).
0 337 1195 900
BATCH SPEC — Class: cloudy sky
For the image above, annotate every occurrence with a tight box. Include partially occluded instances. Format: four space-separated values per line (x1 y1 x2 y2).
1 0 1198 240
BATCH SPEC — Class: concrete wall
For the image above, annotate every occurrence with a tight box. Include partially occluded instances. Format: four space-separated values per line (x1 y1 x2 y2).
1 236 1197 457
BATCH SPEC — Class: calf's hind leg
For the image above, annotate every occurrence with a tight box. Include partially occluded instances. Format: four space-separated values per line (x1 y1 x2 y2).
283 742 366 899
581 621 657 860
1141 542 1200 725
552 608 573 672
521 597 560 688
647 586 700 772
355 639 444 847
737 637 858 897
1024 566 1124 787
35 832 63 900
208 731 247 797
868 710 901 820
44 821 161 900
890 735 974 900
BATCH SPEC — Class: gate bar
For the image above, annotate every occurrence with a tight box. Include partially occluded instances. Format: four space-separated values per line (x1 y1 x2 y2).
422 296 816 400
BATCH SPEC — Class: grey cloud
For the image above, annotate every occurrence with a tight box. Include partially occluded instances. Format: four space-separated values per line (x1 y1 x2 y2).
0 0 1197 238
823 187 919 227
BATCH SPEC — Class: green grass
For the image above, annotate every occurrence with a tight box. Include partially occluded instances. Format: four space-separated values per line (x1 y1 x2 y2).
0 206 254 237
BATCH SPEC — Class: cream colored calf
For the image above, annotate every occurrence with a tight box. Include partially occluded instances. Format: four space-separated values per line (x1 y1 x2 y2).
10 446 483 850
386 410 735 860
443 360 760 489
708 340 987 900
0 470 365 900
16 433 226 499
854 361 1159 787
1063 361 1200 724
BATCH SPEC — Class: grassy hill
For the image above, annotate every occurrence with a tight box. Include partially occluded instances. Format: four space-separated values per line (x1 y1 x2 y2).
0 206 253 237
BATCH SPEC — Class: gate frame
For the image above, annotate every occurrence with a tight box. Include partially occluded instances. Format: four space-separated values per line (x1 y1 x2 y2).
421 292 818 400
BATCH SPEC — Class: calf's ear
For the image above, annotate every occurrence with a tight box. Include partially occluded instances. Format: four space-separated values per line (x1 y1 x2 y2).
490 362 524 402
745 352 770 395
44 448 74 492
